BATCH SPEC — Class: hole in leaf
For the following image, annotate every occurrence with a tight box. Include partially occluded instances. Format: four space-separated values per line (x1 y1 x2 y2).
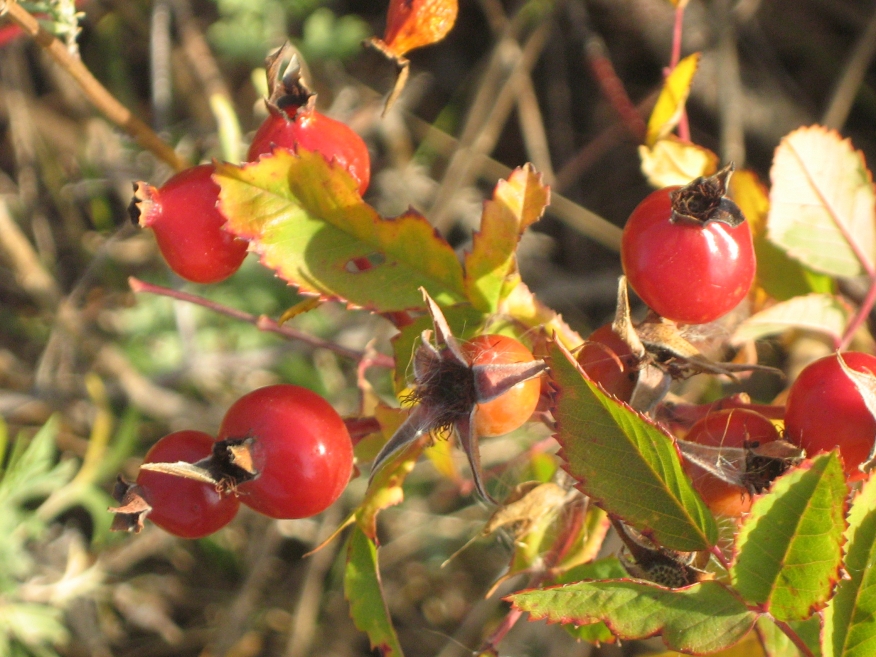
345 253 385 273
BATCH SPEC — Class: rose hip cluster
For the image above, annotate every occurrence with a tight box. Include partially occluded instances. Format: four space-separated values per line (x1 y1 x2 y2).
129 49 369 284
575 165 876 518
111 384 354 538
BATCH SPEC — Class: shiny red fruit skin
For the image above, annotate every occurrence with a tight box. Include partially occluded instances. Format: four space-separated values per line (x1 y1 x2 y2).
135 164 248 283
577 324 637 402
138 430 240 538
682 409 780 517
248 107 371 196
785 352 876 481
462 335 541 437
218 384 354 519
621 187 755 324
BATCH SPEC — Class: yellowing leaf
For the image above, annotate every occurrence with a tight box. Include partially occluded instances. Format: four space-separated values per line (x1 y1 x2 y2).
381 0 458 57
639 138 718 188
646 53 701 146
215 150 466 313
464 165 550 312
731 294 852 346
767 125 876 278
732 169 834 301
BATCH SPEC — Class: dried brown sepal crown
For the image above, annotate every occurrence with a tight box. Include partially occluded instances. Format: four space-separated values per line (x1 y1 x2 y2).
263 43 316 119
108 476 152 533
608 277 780 411
369 288 547 503
135 437 260 494
669 163 745 227
611 517 708 589
676 437 803 496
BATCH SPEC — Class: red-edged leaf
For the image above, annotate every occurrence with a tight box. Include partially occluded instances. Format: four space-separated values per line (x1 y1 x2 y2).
767 126 876 278
464 165 550 313
508 580 757 654
215 150 466 313
823 471 876 657
549 339 717 552
381 0 458 57
731 452 847 622
345 525 404 657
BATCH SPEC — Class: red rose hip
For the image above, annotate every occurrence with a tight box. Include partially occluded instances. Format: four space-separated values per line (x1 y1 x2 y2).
130 164 248 283
218 384 354 519
137 430 240 538
621 166 755 325
785 352 876 480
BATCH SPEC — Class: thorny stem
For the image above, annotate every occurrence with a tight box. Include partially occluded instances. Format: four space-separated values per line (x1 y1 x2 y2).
1 0 185 171
128 277 394 368
709 544 731 572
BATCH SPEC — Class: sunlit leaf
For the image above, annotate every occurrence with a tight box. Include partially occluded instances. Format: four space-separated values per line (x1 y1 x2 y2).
646 53 701 146
649 630 767 657
551 557 628 645
731 169 833 301
509 580 757 654
731 294 852 346
464 165 549 313
731 452 847 622
823 472 876 657
216 150 467 313
767 126 876 278
549 339 717 552
345 526 404 657
639 137 718 188
381 0 458 57
756 616 822 657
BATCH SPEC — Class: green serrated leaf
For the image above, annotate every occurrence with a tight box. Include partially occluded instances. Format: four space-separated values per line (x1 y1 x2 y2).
754 236 834 301
823 473 876 657
731 294 852 346
549 340 717 551
767 126 876 278
464 165 549 312
344 526 404 657
732 452 847 622
216 150 467 313
509 579 757 654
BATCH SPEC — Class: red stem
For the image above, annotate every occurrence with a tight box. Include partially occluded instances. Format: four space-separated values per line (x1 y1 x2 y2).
669 2 691 142
128 276 395 368
771 618 817 657
840 275 876 351
585 38 647 142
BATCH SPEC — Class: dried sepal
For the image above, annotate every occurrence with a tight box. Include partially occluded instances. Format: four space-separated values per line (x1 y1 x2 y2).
108 476 151 533
669 163 745 227
370 288 547 502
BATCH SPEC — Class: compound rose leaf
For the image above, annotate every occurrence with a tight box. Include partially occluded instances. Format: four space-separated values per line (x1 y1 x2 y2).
549 339 717 552
509 580 757 655
465 165 550 313
823 472 876 657
731 452 847 622
767 126 876 278
215 150 466 313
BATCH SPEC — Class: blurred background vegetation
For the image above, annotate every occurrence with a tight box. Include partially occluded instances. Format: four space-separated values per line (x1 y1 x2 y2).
1 0 874 655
